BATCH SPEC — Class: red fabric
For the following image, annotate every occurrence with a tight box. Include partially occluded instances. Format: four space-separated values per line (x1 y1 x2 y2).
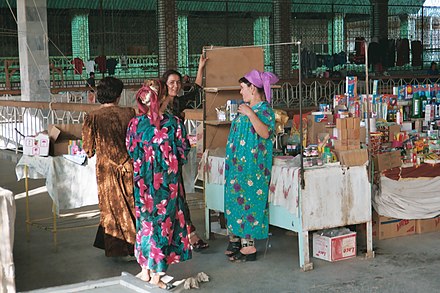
383 163 440 181
95 56 107 73
72 58 84 75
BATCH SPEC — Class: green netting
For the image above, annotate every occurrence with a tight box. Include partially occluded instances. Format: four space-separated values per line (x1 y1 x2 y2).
71 13 89 61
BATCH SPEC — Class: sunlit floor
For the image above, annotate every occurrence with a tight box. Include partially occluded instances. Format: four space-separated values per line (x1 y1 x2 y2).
1 150 440 293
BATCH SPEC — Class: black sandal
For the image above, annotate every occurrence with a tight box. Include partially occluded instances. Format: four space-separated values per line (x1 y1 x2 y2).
225 239 241 257
229 251 257 262
189 232 209 251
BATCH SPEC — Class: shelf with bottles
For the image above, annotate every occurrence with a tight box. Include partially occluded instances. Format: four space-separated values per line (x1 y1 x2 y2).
204 120 232 126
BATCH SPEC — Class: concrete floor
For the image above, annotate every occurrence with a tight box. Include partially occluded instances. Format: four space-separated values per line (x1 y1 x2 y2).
1 149 440 293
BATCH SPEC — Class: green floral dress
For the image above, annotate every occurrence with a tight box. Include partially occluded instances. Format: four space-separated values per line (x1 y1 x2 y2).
126 113 192 273
224 101 275 240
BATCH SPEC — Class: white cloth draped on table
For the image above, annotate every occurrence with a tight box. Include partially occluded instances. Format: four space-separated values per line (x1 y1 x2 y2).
204 154 300 216
206 156 226 185
0 187 16 293
15 155 98 214
269 165 300 216
373 176 440 219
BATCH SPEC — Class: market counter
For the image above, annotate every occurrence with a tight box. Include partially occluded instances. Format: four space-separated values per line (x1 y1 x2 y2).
204 156 374 271
374 163 440 219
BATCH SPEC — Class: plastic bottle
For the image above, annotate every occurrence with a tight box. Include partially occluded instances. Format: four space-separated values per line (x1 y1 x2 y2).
229 99 238 120
412 92 421 118
420 91 427 116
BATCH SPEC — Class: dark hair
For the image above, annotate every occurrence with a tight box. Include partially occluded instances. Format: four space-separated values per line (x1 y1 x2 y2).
238 76 264 96
161 69 182 97
90 72 95 77
96 77 123 104
161 69 182 83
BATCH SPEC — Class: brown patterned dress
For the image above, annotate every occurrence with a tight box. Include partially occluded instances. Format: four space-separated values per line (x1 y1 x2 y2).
82 105 136 257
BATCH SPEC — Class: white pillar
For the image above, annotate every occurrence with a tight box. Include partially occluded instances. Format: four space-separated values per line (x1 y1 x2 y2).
17 0 51 101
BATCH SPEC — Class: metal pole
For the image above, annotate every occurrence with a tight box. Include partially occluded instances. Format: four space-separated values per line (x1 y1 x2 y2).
298 41 305 189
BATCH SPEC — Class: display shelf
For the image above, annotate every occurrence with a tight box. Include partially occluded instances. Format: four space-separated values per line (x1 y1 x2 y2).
204 120 232 125
205 84 281 93
204 86 241 93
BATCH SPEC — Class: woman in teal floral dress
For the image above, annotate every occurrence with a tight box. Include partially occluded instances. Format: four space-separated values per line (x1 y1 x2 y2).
224 70 278 262
126 80 191 290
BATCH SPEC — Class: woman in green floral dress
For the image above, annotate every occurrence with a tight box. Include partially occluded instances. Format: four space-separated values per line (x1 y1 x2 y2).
126 80 191 290
224 70 278 262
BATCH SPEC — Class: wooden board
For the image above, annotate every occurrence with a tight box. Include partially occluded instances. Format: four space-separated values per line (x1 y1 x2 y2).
204 46 264 88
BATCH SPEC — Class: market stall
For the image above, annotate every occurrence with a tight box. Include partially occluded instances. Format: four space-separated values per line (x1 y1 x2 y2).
204 154 373 270
200 45 374 271
15 155 98 248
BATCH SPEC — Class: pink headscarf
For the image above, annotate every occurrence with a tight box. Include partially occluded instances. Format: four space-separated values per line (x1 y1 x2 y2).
243 69 279 103
135 80 164 129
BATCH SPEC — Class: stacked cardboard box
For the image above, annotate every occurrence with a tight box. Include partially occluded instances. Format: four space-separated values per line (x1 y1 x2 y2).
334 117 360 151
357 211 416 241
415 216 440 234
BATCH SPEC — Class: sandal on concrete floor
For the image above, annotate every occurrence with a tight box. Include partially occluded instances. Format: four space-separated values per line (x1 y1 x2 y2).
229 251 257 262
189 232 209 251
225 239 241 257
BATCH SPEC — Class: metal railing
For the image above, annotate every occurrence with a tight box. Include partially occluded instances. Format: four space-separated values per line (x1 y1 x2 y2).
2 76 440 152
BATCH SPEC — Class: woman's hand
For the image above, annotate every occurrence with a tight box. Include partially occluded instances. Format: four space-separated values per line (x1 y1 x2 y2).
195 53 208 87
198 54 208 70
239 104 270 139
238 103 253 117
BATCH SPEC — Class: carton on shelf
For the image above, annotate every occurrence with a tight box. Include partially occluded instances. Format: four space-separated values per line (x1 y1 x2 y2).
23 133 50 156
313 232 357 262
48 124 83 156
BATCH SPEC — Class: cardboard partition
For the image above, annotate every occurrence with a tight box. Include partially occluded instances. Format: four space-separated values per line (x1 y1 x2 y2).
204 46 264 88
48 124 83 156
372 151 402 172
307 114 333 145
335 149 368 167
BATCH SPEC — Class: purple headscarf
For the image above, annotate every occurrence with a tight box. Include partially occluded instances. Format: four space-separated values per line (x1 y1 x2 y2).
243 69 279 102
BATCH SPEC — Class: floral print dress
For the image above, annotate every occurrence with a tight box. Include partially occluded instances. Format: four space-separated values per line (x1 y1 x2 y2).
224 101 275 240
126 112 192 273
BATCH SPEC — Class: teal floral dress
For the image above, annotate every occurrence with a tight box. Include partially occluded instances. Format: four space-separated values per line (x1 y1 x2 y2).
224 101 275 240
126 113 192 273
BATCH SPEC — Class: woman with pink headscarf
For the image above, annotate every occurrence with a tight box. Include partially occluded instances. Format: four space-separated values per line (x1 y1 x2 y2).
126 80 192 290
224 69 278 262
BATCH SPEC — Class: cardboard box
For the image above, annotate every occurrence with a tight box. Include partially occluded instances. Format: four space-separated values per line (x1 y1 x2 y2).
307 114 333 144
48 124 83 156
388 124 401 141
336 118 347 129
347 138 360 149
313 232 357 262
337 129 348 140
415 216 440 234
335 149 368 166
360 127 366 143
372 211 415 240
348 128 360 139
334 139 348 151
23 133 50 156
372 151 402 171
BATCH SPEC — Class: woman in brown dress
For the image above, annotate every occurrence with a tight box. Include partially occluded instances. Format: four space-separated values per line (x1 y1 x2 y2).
82 77 136 257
